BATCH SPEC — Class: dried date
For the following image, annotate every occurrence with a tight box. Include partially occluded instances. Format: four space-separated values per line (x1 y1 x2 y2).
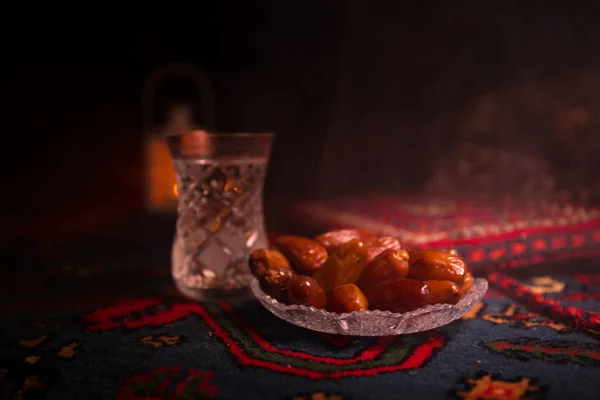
275 236 328 275
364 236 402 262
286 275 327 309
313 239 370 293
314 229 376 253
362 278 433 313
407 249 467 285
260 266 296 302
424 280 461 305
326 284 369 313
248 248 291 279
356 249 409 292
460 272 474 298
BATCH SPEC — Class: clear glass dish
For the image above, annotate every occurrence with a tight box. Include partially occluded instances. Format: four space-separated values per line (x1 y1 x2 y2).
251 278 488 336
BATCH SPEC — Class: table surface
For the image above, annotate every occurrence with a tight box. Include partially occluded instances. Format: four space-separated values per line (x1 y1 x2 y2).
1 214 599 400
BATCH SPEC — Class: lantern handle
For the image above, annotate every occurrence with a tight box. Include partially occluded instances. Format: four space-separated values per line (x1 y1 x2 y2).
142 62 216 135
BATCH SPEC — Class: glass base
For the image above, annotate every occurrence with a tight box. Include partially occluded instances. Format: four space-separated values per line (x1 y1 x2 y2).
175 281 253 302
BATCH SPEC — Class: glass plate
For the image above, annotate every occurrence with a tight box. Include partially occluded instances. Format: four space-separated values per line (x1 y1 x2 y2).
251 278 488 336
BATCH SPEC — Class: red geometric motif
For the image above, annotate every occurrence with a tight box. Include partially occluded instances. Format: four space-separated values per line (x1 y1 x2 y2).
572 234 587 247
116 366 218 400
468 249 486 262
561 293 600 301
483 338 600 365
575 273 600 286
280 196 600 277
551 236 567 249
489 247 506 260
219 302 395 367
85 299 444 379
532 239 546 251
511 242 526 255
284 196 600 243
201 303 444 379
488 273 600 332
491 248 600 272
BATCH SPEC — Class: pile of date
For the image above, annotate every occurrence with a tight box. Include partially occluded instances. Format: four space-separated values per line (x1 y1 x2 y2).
249 229 474 314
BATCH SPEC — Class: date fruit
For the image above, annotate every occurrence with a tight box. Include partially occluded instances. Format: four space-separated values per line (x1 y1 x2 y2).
460 272 474 298
313 239 370 293
364 236 402 262
362 278 433 313
287 275 327 309
314 229 375 253
424 280 460 305
356 249 409 292
275 236 328 275
248 248 291 280
407 249 466 285
326 284 369 313
260 266 296 302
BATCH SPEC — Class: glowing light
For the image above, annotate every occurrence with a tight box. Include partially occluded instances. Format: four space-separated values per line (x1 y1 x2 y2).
146 138 179 210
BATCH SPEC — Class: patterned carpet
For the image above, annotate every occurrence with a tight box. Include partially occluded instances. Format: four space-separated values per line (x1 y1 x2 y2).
1 201 599 399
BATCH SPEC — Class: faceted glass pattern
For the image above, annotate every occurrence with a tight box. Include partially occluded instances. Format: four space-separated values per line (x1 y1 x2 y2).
169 132 273 301
252 278 488 336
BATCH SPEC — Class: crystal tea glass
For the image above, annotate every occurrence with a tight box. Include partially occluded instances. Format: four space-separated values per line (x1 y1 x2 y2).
168 131 274 301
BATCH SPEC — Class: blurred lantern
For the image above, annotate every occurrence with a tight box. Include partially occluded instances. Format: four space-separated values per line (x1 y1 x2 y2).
142 63 215 212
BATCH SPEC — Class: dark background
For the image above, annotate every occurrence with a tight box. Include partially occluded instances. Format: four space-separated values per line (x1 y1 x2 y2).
2 0 600 242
